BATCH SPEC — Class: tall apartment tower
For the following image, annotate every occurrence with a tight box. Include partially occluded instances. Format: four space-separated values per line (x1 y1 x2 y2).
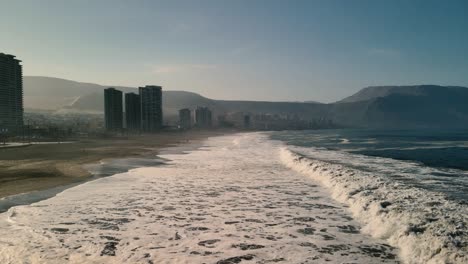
179 108 191 129
104 88 123 131
0 53 23 133
125 92 141 130
243 114 251 129
195 107 212 128
139 85 162 132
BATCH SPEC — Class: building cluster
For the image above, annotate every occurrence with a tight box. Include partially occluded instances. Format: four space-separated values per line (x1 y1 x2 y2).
24 112 104 138
1 52 337 139
104 86 162 132
176 106 215 130
1 53 107 140
0 53 23 134
176 108 330 131
247 113 335 130
214 112 335 131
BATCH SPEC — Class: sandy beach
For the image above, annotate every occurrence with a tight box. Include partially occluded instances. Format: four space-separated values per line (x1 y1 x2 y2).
1 132 466 263
0 130 229 199
0 133 401 264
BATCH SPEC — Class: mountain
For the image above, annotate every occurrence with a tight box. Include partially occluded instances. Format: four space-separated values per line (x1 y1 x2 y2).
333 85 468 128
23 76 325 119
339 85 468 103
23 77 468 128
24 76 135 111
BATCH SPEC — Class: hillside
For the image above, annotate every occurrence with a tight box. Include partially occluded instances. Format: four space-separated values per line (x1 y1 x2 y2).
334 85 468 128
23 76 325 119
24 76 136 111
23 77 468 128
338 85 468 103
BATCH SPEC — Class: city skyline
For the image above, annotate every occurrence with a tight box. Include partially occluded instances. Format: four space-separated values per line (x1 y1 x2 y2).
1 0 468 103
104 86 165 132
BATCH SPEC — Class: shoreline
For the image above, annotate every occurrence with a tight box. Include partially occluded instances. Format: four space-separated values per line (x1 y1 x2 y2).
0 132 402 263
0 130 235 201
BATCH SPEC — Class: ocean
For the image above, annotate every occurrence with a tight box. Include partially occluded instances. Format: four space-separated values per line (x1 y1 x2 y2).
273 129 468 263
0 131 466 263
271 129 468 202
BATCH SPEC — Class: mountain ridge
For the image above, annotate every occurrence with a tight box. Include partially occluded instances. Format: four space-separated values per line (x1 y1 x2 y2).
23 76 468 128
339 84 468 103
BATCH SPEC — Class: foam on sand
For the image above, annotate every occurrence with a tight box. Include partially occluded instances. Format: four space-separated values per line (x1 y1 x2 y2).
280 147 467 264
0 133 399 263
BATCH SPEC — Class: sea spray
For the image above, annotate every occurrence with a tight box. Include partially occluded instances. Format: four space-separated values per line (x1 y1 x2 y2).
0 133 401 263
280 147 467 264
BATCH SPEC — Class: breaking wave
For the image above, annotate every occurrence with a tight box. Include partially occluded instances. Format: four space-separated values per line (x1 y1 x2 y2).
280 147 467 264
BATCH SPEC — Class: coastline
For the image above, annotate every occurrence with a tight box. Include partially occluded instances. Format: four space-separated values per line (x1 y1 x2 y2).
0 130 233 200
0 132 402 263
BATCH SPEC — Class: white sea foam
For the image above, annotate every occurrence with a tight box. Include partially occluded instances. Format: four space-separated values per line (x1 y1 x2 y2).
280 147 468 264
340 138 350 144
0 133 400 263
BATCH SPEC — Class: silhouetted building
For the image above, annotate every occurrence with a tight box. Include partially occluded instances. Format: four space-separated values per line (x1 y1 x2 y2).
179 108 191 129
195 107 212 128
125 92 141 130
104 88 123 131
0 53 23 133
243 115 251 129
139 85 162 132
217 114 234 128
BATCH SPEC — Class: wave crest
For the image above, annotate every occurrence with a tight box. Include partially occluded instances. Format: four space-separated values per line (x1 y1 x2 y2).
280 147 467 264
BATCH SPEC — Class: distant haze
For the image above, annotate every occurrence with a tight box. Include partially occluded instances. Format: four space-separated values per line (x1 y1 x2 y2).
24 76 468 129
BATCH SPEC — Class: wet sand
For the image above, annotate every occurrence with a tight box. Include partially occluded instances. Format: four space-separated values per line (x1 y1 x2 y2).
0 133 401 263
0 130 229 199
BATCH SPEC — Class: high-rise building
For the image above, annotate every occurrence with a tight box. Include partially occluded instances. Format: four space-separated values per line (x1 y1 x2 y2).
0 53 23 133
125 92 141 130
179 108 191 129
139 85 162 132
195 107 212 128
243 114 251 129
104 88 123 131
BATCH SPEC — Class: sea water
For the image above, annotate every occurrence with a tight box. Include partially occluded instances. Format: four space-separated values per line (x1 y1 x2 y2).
273 129 467 263
0 131 466 263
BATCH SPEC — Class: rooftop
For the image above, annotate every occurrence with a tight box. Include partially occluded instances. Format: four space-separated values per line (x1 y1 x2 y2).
0 53 21 62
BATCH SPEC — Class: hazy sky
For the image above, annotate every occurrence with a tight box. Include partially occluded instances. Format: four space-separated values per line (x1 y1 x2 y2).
1 0 467 102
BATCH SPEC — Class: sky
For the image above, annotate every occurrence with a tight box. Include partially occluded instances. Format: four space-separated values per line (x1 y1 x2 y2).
1 0 468 102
